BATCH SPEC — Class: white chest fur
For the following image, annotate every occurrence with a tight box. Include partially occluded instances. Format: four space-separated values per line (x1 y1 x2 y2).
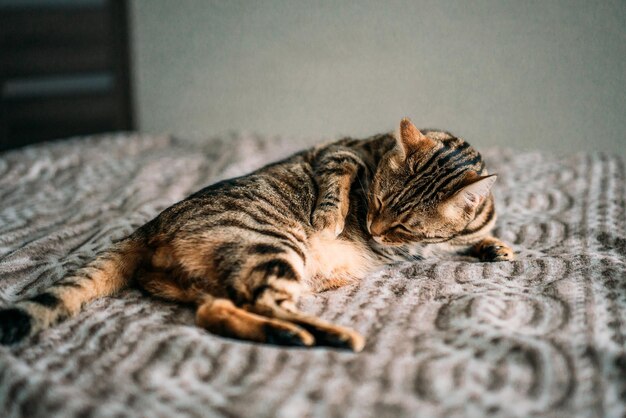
303 233 380 292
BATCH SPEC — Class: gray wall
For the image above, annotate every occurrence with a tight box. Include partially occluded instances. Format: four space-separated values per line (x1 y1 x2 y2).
130 0 625 156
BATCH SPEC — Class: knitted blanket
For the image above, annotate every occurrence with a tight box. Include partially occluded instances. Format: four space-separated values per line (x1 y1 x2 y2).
0 133 624 418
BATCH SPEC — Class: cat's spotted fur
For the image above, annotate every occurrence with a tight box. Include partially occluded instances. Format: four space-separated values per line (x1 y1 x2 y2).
0 119 513 351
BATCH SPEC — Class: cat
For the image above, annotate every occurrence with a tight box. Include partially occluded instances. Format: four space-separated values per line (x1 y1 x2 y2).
0 118 513 351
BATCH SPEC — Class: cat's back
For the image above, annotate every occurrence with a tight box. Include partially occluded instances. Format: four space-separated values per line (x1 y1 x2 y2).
154 135 383 236
144 151 317 235
135 140 381 290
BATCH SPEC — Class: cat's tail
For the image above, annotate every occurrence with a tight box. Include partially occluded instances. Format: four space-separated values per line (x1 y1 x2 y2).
0 234 148 345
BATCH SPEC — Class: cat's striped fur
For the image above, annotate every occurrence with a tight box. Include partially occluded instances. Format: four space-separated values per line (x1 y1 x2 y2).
0 119 513 351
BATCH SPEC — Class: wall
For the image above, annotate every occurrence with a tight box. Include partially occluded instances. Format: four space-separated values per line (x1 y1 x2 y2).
130 0 625 155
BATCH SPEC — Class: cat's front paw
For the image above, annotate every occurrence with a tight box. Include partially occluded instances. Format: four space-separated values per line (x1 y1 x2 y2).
312 210 345 238
481 244 515 262
474 237 515 262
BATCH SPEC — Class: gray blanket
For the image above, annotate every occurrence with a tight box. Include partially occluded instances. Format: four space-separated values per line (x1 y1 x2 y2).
0 133 624 418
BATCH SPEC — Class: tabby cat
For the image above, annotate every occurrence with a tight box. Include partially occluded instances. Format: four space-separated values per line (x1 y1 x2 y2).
0 119 513 351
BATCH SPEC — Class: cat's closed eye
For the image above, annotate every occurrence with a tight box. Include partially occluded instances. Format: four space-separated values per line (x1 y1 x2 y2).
392 224 411 233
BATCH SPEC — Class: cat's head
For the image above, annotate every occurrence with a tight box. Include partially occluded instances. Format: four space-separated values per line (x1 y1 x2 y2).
367 118 495 245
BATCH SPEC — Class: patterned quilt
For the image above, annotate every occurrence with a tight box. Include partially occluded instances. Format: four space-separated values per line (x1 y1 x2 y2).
0 133 624 418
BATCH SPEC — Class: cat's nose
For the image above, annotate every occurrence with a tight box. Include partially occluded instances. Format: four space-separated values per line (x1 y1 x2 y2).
369 219 387 237
372 235 384 244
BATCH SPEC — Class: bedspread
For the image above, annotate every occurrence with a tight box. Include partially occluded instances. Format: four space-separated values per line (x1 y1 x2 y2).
0 133 624 418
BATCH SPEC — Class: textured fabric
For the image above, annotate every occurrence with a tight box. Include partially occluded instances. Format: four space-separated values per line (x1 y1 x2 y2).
0 133 624 418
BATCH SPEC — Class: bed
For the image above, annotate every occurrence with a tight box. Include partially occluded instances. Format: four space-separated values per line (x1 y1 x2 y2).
0 133 624 418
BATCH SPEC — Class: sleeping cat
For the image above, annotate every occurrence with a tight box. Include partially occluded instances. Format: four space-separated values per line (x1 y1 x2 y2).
0 118 513 351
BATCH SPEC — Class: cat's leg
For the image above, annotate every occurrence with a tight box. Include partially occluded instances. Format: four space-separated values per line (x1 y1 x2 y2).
242 253 365 351
249 284 365 352
138 269 315 346
312 147 365 237
470 236 515 262
196 296 315 346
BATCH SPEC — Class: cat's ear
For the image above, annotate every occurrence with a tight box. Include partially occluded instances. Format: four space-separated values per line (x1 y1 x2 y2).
444 174 497 214
395 118 435 159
